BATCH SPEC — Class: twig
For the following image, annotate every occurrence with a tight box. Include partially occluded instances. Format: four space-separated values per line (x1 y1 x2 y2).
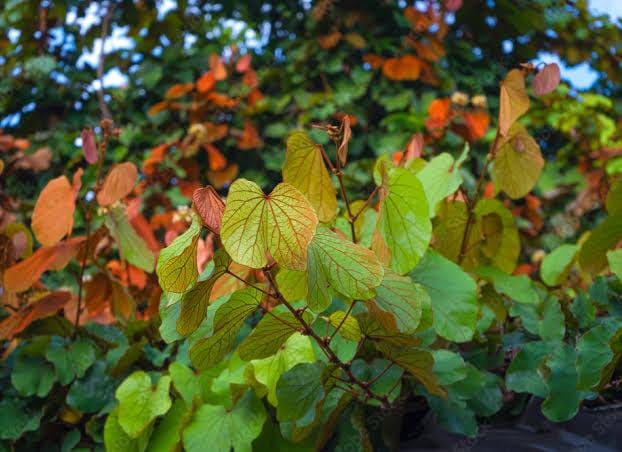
350 186 379 223
225 270 273 297
329 300 357 342
96 1 116 120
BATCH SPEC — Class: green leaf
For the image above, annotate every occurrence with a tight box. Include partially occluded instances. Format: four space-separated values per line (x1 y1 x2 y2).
104 406 151 452
473 199 520 273
306 226 383 312
276 361 326 427
505 341 549 398
540 244 578 286
541 344 582 422
169 362 202 407
11 356 56 397
539 297 565 342
378 167 431 274
576 319 622 390
239 310 312 361
606 178 622 215
177 250 230 335
251 333 316 405
422 391 477 437
220 179 318 270
283 131 337 222
67 361 115 413
328 311 361 342
376 342 445 397
157 213 202 293
432 350 467 386
189 287 261 369
276 268 308 301
116 372 172 438
148 399 192 452
476 266 539 305
46 336 96 385
105 205 155 272
182 390 266 452
0 399 43 440
416 152 463 217
571 292 596 329
411 252 478 342
350 358 404 404
578 213 622 274
369 270 425 333
492 124 544 199
608 249 622 280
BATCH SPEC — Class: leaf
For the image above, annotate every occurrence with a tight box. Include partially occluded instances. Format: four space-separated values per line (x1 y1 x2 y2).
182 390 266 452
238 310 311 360
276 362 326 427
81 127 98 164
0 398 43 440
157 213 202 293
476 266 539 305
576 319 622 390
67 361 115 413
275 268 308 301
369 270 425 333
105 205 155 272
492 124 544 199
540 244 578 286
382 55 421 81
432 350 467 386
541 344 581 422
177 250 230 335
337 115 351 167
539 297 565 342
606 178 622 215
306 226 383 312
196 71 215 93
104 406 150 452
116 371 172 438
410 251 478 342
251 333 316 405
192 186 225 233
473 199 520 273
328 311 361 342
416 152 463 217
498 69 530 136
0 291 71 339
220 179 318 270
97 162 138 206
375 342 445 397
283 131 337 222
532 63 561 96
148 399 192 452
608 249 622 280
505 341 549 397
11 356 56 397
46 336 96 385
578 213 622 274
189 287 261 369
377 168 431 274
32 175 75 246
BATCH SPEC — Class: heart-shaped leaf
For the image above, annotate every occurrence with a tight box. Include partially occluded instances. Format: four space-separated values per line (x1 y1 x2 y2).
532 63 561 96
498 69 530 136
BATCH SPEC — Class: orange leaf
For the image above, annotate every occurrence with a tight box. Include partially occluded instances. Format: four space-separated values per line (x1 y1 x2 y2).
13 138 30 151
382 55 421 81
107 260 147 290
425 98 452 132
165 82 194 99
84 273 112 315
236 54 252 73
178 180 203 200
318 31 342 49
206 92 238 109
142 144 168 175
204 122 229 142
72 168 83 197
207 163 239 189
12 146 52 172
236 120 262 150
462 110 490 141
97 162 138 206
363 53 385 69
148 101 169 116
209 54 227 80
196 71 216 93
205 144 227 171
242 69 258 88
499 69 530 136
126 198 160 252
0 291 71 339
247 88 264 106
192 186 226 234
32 176 76 246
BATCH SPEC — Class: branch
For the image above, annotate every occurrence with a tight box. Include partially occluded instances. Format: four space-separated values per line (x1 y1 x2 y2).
96 1 116 120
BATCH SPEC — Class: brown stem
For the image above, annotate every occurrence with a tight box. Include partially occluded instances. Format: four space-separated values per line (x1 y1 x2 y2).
225 270 272 297
96 1 116 120
457 130 501 264
350 186 379 223
329 300 357 342
261 267 390 408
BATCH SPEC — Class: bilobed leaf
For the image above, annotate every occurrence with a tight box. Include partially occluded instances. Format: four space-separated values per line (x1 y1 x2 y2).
539 297 565 342
505 341 549 397
328 311 361 341
541 344 582 422
105 205 155 272
492 124 543 199
540 244 578 286
276 361 326 427
377 167 431 274
177 250 230 336
476 266 539 305
32 175 75 246
97 162 138 206
576 319 622 390
498 69 530 136
532 63 561 96
416 152 463 217
251 333 316 405
156 213 202 293
473 199 520 273
115 371 172 437
578 213 622 274
411 251 478 342
189 287 261 369
369 270 425 333
375 342 445 397
46 336 96 385
283 131 337 222
220 179 318 270
0 398 43 440
104 407 148 452
238 310 312 360
11 356 56 397
148 399 192 452
182 390 266 452
306 226 383 312
192 186 225 233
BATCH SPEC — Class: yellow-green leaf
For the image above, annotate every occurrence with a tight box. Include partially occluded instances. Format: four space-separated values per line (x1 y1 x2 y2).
492 124 544 199
416 152 464 217
220 179 318 270
369 271 425 333
498 69 530 136
283 131 337 222
276 268 308 301
105 205 155 272
578 213 622 274
306 226 383 312
328 311 361 341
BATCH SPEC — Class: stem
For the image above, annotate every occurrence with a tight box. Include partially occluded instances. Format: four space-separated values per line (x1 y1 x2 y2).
225 270 272 297
350 186 379 223
329 300 357 342
457 130 501 264
261 267 390 408
96 1 116 120
366 362 394 387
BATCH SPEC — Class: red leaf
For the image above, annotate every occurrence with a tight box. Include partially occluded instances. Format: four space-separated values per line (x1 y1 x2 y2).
236 54 252 73
81 127 98 164
0 291 71 339
196 71 216 93
533 63 561 96
192 186 226 234
97 162 138 206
